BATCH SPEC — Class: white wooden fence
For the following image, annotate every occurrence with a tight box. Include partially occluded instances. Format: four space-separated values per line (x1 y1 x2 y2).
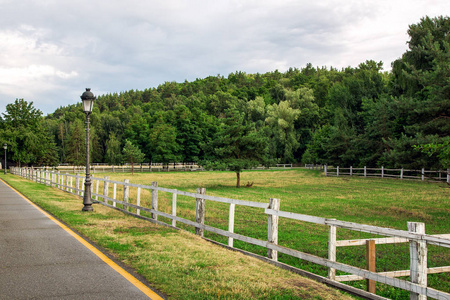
10 167 450 300
325 166 450 183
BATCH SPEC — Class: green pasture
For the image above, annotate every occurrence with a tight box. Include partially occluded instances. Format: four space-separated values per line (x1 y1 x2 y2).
93 168 450 299
1 172 353 300
4 168 450 299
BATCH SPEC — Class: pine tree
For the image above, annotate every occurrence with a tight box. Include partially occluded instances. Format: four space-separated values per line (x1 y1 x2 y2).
203 109 268 187
122 139 145 175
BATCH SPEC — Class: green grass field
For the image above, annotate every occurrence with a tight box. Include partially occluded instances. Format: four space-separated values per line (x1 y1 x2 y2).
1 171 356 300
92 168 450 299
4 168 450 299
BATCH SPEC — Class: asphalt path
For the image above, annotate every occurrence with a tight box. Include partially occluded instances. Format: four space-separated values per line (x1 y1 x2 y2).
0 178 165 300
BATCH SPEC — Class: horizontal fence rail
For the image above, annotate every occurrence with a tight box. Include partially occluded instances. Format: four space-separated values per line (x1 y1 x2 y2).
324 166 450 183
10 167 450 300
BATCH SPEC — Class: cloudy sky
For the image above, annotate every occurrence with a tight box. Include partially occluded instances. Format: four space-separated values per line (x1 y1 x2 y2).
0 0 448 115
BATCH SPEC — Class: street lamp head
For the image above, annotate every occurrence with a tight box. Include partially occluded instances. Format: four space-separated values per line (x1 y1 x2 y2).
3 143 6 150
81 88 96 114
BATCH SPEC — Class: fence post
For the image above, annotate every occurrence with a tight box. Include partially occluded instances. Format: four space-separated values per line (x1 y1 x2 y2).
401 168 404 179
103 176 109 204
195 188 206 237
172 193 177 227
82 177 86 196
95 179 100 200
228 203 236 247
364 166 367 177
324 165 327 176
123 179 129 211
381 166 384 178
327 219 336 280
267 198 281 261
366 240 376 294
152 182 158 220
136 187 141 215
113 183 117 207
350 166 353 176
408 222 427 300
337 166 339 177
421 168 425 181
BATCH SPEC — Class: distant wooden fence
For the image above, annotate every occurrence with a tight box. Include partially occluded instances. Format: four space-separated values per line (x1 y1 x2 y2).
37 163 293 174
325 166 450 183
304 164 324 170
10 167 450 300
45 163 203 173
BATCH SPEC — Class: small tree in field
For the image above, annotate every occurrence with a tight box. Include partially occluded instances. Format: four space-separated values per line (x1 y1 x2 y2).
202 109 268 188
122 139 145 175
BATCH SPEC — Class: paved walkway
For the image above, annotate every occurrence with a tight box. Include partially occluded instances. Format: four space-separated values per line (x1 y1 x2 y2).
0 178 164 299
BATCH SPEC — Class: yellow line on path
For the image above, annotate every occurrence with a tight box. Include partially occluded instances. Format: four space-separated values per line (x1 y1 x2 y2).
0 178 164 300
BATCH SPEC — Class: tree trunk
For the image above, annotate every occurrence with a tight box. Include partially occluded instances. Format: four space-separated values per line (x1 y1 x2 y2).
236 172 240 188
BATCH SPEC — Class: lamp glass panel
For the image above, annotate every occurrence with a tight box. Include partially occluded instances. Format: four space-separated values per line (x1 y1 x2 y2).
82 99 93 113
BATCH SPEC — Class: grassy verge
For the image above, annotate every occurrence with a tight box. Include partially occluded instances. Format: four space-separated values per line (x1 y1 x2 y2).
0 173 354 300
88 169 450 299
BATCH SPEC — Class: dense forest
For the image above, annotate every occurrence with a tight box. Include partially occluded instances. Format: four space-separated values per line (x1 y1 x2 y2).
1 16 449 171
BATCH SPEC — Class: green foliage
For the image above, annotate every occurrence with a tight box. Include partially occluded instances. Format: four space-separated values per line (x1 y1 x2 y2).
105 132 122 164
0 99 58 167
65 119 86 166
415 137 450 168
147 114 181 164
122 139 145 174
202 109 268 187
266 100 301 163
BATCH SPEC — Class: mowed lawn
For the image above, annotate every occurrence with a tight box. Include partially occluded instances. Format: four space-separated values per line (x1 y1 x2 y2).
96 168 450 299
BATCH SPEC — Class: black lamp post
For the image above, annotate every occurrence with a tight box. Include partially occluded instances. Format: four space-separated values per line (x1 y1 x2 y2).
81 88 95 211
3 143 6 175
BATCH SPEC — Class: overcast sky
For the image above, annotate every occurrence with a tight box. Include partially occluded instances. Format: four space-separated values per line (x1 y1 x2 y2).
0 0 448 115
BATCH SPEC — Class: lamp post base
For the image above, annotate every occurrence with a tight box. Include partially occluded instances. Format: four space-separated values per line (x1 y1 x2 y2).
82 180 93 212
82 205 93 211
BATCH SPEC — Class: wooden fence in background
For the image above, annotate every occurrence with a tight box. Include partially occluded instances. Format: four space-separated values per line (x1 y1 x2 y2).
42 162 203 173
10 167 450 300
324 166 450 184
32 163 295 174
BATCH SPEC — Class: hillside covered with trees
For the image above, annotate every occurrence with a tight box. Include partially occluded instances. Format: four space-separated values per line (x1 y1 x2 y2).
1 16 449 170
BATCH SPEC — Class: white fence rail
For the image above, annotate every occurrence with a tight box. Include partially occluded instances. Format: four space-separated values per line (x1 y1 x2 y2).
325 166 450 183
10 167 450 299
